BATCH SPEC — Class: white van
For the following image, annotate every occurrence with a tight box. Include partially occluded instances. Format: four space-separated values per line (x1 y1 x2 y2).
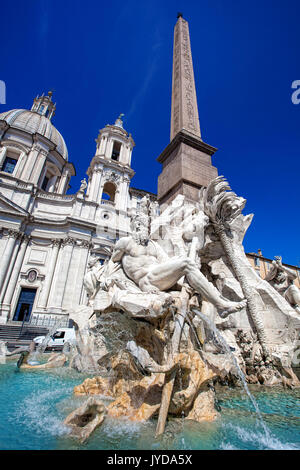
33 327 77 350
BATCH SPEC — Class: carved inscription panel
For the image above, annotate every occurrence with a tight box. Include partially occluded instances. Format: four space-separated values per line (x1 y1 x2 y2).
171 17 201 141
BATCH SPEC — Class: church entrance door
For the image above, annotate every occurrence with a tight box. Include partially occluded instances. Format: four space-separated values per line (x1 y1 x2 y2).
13 288 36 322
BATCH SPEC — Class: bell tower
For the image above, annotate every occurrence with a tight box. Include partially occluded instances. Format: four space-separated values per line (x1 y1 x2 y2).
86 115 135 212
157 14 218 206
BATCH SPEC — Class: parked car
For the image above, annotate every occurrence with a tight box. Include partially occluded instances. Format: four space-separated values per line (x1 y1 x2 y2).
33 327 77 351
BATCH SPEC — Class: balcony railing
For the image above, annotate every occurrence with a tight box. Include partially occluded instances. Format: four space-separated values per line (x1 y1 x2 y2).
101 199 115 206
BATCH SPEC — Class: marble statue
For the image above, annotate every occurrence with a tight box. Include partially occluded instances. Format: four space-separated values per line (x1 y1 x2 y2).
78 178 87 194
266 256 300 314
84 194 246 319
110 212 246 317
83 256 109 300
68 176 300 440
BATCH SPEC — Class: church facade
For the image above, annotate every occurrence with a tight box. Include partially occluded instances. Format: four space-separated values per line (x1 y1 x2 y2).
0 93 155 326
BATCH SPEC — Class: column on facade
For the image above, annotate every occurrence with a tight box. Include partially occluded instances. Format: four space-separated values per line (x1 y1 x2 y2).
22 144 39 181
0 230 20 296
105 139 114 159
78 241 91 305
0 147 7 169
32 150 48 185
62 240 90 309
116 175 130 211
118 144 125 164
122 144 132 166
38 164 48 189
38 239 61 309
99 135 107 155
88 168 103 202
57 167 69 194
119 145 128 165
2 234 30 308
0 232 22 306
47 237 75 309
14 151 27 179
47 175 58 193
86 175 92 198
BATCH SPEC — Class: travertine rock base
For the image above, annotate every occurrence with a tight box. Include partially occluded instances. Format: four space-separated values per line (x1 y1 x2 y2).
74 349 218 424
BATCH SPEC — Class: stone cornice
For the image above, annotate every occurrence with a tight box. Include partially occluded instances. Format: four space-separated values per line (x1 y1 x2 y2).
36 190 75 202
0 124 76 173
246 252 300 272
0 139 30 154
2 228 22 239
0 173 35 194
30 214 98 231
0 191 30 217
0 121 10 139
129 186 157 200
157 130 218 165
88 155 135 177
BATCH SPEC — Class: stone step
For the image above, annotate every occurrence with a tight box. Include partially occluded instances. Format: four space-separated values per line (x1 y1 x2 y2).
0 325 49 342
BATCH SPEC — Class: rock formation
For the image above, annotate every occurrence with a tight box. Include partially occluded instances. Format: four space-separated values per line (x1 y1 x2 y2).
64 397 106 443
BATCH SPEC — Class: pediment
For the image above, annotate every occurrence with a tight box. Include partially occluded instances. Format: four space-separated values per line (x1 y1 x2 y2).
0 192 29 216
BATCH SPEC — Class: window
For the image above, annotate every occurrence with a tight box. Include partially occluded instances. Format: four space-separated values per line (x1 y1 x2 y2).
52 331 65 339
111 141 121 161
254 257 260 267
2 156 17 174
41 175 49 191
102 182 116 202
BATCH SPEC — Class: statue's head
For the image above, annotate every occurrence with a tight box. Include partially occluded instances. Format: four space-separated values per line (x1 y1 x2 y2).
130 213 149 245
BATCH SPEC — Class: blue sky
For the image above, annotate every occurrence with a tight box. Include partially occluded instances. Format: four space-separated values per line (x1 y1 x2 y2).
1 0 300 265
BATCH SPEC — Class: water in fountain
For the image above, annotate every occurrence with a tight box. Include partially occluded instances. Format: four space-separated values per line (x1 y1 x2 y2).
28 321 65 364
191 307 272 440
169 307 189 449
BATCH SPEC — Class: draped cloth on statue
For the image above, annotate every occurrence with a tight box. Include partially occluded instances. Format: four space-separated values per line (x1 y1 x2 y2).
93 258 176 319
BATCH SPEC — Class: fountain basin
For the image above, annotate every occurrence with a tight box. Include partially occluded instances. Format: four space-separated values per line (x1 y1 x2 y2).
0 361 299 450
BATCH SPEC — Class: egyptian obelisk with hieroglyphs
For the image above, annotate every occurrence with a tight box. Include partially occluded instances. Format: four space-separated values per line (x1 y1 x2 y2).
157 14 218 205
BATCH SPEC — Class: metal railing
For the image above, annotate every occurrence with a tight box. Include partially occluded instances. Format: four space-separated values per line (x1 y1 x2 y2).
30 315 69 329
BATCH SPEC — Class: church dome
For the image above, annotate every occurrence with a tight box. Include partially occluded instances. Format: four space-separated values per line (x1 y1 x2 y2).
0 93 68 161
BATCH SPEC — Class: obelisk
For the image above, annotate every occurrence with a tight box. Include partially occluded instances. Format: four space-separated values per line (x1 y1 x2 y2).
157 14 218 205
170 13 201 140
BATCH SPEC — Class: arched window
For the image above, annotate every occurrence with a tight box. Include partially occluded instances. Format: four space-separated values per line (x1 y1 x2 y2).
111 141 121 161
40 163 61 193
2 156 17 174
1 149 21 175
102 181 116 202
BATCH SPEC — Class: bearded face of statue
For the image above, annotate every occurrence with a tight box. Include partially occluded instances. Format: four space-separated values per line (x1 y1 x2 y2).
131 217 149 246
275 271 286 283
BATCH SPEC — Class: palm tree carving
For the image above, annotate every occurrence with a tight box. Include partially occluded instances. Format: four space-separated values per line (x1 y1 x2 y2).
200 176 270 360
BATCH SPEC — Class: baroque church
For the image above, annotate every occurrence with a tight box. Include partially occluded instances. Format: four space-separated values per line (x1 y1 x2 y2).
0 94 154 326
0 15 298 328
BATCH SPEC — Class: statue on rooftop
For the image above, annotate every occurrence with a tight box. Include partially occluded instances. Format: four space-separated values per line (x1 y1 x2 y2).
266 256 300 314
78 178 87 195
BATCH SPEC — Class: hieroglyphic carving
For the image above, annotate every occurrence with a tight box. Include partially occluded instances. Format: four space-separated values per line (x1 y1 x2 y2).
171 17 201 141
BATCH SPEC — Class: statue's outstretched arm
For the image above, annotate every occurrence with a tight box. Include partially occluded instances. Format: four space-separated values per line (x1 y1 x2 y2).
281 265 297 280
265 261 278 282
111 237 128 262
